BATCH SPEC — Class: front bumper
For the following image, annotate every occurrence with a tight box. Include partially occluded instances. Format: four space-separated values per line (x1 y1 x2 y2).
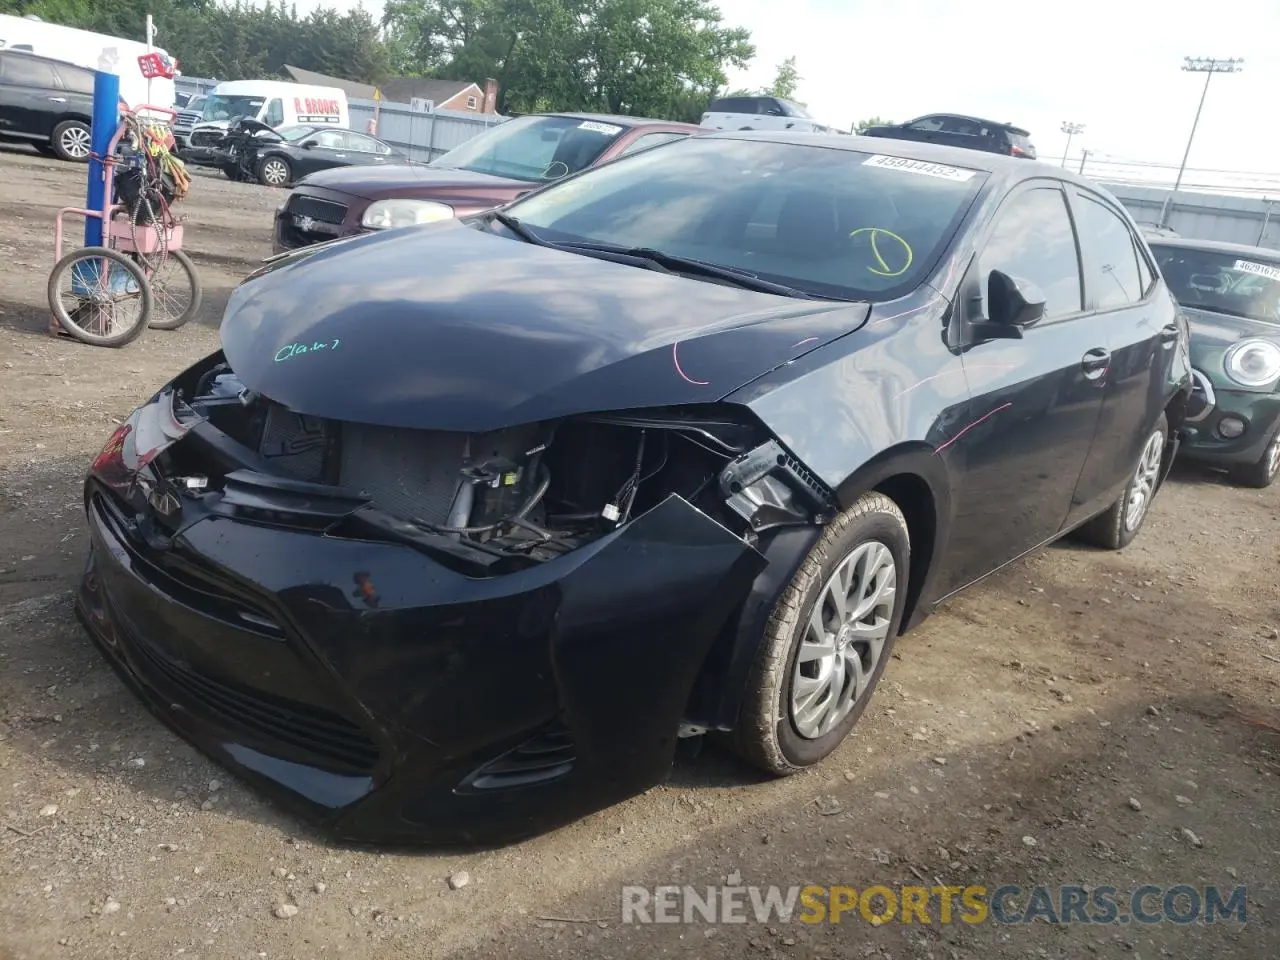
1178 370 1280 466
77 475 764 845
273 186 372 253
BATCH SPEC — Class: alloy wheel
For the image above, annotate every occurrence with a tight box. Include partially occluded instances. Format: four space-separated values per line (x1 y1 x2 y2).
61 126 91 160
789 541 897 740
1266 435 1280 481
1124 429 1164 532
262 159 289 186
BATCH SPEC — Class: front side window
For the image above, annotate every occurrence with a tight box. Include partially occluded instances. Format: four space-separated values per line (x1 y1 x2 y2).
311 129 345 149
1074 194 1143 308
978 187 1083 321
1151 244 1280 324
508 138 986 302
908 116 947 132
0 54 57 87
779 99 813 119
431 114 627 182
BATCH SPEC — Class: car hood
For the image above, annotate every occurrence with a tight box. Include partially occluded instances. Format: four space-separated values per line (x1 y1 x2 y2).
297 163 525 199
221 220 868 433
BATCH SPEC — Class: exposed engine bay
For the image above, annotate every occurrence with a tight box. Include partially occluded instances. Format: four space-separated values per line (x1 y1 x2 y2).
150 356 836 575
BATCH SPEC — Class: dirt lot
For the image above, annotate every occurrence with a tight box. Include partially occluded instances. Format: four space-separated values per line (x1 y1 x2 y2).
1 145 1277 960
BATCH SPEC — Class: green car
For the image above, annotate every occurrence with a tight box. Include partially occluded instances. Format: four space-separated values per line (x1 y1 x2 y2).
1149 238 1280 488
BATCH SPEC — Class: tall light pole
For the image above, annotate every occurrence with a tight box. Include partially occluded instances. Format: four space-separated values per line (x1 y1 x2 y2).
1060 122 1085 168
1160 56 1244 225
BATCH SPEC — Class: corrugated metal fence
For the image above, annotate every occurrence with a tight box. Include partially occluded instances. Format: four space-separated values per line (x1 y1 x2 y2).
347 98 505 162
1101 183 1280 250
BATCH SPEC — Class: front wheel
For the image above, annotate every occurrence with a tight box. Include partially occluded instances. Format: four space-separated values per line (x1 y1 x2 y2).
47 246 152 347
1075 414 1168 549
1230 431 1280 488
144 250 203 330
51 120 91 162
729 492 909 775
257 155 292 187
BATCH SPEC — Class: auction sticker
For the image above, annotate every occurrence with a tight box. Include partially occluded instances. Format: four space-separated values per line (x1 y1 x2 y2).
862 154 978 182
1234 259 1280 282
579 121 623 136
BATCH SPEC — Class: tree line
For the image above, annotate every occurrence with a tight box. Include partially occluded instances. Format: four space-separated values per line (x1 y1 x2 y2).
0 0 885 127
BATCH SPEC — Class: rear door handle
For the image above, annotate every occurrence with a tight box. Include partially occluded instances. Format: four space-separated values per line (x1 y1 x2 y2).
1160 322 1180 346
1081 347 1111 380
48 97 66 103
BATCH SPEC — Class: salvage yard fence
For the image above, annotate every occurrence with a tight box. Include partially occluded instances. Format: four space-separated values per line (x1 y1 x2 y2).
347 98 506 163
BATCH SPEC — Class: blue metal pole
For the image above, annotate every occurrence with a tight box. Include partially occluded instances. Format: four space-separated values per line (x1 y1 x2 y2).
86 66 121 247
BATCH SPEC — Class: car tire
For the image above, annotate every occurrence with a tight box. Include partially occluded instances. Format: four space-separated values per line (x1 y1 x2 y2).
1075 413 1168 550
729 492 909 776
257 155 292 187
1229 430 1280 489
51 120 92 162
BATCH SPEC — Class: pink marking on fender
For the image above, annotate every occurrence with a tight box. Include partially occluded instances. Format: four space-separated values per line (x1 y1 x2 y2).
672 342 710 386
934 402 1013 455
792 337 819 348
890 364 1019 401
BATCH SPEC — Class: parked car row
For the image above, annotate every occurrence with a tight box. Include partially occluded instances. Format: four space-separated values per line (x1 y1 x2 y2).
78 129 1277 850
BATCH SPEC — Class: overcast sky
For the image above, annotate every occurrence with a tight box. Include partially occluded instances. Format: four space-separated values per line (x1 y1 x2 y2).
292 0 1280 190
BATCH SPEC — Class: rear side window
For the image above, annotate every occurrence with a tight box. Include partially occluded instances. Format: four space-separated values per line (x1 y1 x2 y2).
56 65 95 95
709 97 758 114
979 187 1083 321
1074 195 1144 308
1 54 57 87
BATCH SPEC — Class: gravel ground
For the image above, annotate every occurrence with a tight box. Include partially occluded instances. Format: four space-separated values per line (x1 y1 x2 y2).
1 145 1278 960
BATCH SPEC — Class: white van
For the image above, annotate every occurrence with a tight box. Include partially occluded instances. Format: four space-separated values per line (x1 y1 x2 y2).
0 14 176 113
184 79 348 164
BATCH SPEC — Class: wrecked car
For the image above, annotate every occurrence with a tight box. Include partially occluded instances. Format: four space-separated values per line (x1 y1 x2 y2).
211 118 404 187
1149 237 1280 487
77 133 1191 845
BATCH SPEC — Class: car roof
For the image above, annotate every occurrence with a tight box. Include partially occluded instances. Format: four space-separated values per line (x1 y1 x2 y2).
703 130 1078 181
910 113 1030 135
0 48 89 72
547 112 700 131
1144 235 1280 259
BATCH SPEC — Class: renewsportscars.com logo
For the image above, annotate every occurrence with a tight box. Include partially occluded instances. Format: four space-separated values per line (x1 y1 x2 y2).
621 884 1247 926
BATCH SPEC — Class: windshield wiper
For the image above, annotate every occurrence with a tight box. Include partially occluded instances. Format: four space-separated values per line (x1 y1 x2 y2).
487 210 555 247
558 241 836 299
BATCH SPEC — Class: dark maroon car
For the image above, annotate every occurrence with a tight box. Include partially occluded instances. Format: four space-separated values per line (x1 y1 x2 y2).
273 112 702 252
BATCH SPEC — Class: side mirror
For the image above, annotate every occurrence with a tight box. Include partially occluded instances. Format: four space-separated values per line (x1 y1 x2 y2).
300 139 317 149
968 269 1046 342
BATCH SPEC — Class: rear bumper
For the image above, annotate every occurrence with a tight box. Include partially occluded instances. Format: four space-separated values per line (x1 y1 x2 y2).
78 478 763 845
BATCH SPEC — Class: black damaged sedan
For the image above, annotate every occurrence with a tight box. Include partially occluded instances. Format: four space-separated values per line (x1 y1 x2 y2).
78 133 1191 844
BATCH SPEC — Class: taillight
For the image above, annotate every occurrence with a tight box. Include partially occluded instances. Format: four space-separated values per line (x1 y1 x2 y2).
1010 144 1026 157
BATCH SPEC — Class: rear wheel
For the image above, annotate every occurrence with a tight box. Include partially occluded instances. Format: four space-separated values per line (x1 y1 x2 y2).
1230 431 1280 488
144 250 202 330
1075 414 1168 549
730 492 909 775
51 120 91 162
257 155 291 187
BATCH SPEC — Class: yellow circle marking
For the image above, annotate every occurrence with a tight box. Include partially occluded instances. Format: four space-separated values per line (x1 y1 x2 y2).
849 227 913 277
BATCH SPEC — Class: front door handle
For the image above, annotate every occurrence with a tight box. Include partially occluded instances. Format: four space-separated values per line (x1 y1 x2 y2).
48 97 66 103
1081 347 1111 380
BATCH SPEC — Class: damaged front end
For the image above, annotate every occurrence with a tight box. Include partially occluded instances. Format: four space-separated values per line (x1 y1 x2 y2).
77 352 835 843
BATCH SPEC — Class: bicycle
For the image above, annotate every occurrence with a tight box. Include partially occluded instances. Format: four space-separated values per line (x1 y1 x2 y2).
48 105 202 347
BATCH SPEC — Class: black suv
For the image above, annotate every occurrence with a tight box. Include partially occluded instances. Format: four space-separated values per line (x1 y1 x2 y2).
0 49 94 161
861 114 1036 159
